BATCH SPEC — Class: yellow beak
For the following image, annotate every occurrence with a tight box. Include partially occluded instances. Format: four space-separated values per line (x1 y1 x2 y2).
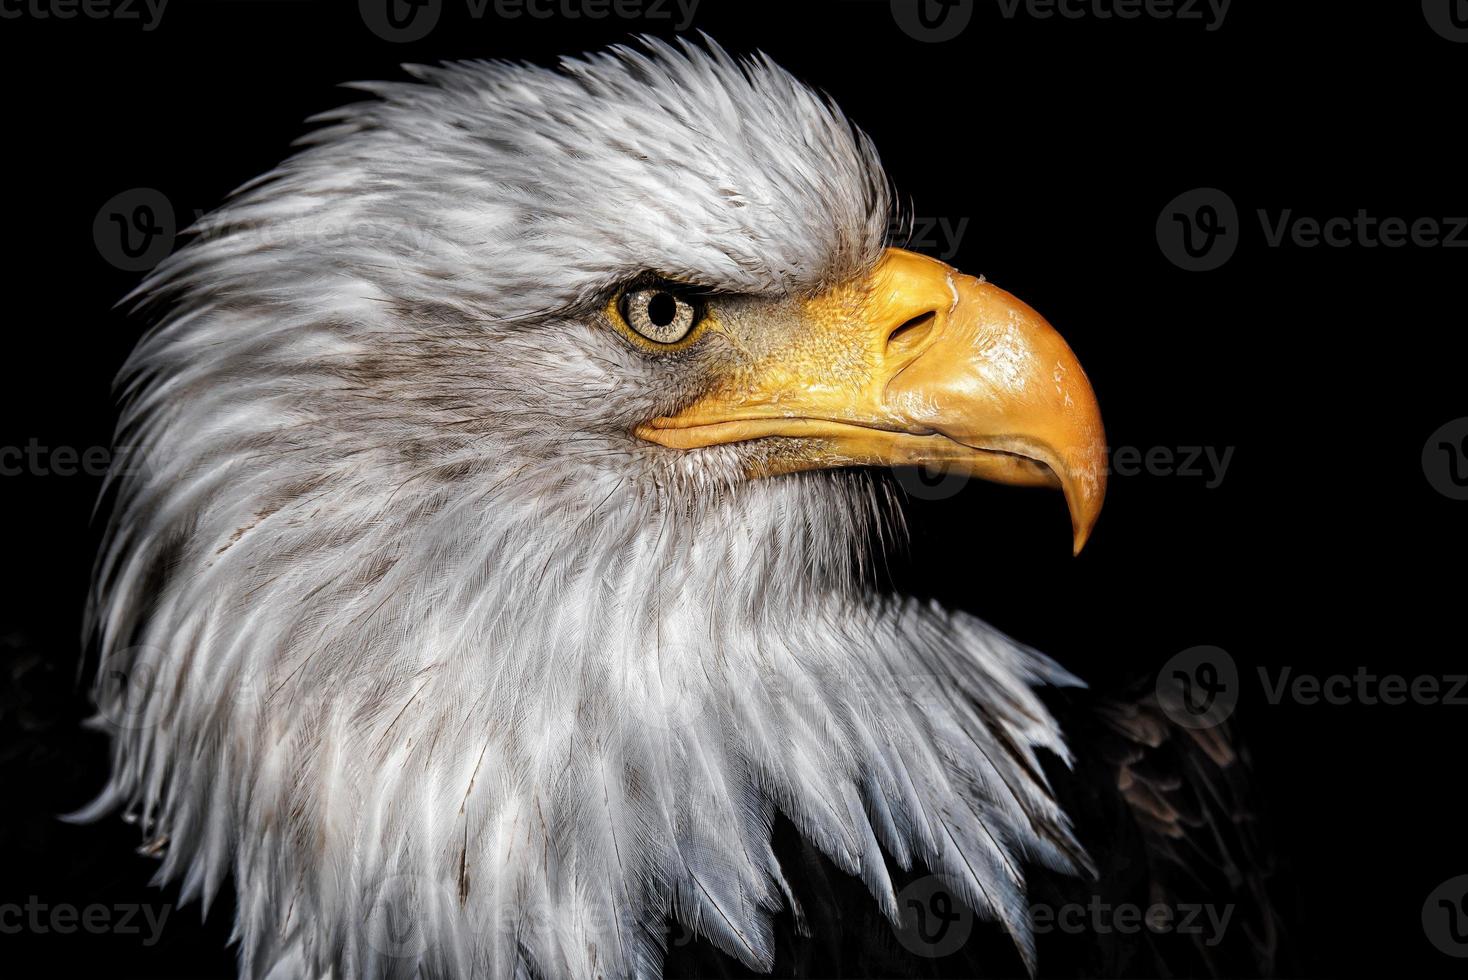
636 248 1107 554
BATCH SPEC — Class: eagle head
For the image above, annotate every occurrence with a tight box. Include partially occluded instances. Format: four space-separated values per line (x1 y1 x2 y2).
87 37 1106 979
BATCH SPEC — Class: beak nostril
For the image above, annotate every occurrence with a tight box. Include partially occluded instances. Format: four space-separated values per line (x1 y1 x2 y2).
885 311 937 356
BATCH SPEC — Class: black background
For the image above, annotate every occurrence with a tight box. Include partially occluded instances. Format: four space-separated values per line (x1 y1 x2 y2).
2 0 1465 976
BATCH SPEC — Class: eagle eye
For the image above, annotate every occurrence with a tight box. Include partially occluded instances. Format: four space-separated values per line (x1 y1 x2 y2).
619 285 703 345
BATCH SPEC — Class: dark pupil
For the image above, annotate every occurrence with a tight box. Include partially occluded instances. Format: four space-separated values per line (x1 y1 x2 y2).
646 292 678 328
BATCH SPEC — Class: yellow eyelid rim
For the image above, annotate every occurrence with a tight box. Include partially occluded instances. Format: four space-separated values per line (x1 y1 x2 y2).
606 286 716 353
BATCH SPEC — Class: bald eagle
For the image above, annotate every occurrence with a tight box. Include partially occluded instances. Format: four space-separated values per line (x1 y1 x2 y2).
81 37 1271 980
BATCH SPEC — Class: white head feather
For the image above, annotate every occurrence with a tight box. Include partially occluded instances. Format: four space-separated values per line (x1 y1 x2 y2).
85 37 1085 979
